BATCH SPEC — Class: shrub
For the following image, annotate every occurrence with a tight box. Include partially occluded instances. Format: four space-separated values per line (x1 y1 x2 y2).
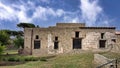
24 57 32 61
31 57 38 61
24 57 38 61
2 56 40 62
8 57 16 61
40 57 47 61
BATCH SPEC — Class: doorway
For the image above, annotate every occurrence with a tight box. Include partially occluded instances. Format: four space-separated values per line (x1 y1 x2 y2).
73 38 82 49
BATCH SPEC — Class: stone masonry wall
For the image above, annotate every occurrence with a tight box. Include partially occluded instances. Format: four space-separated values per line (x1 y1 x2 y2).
82 32 116 51
24 23 117 56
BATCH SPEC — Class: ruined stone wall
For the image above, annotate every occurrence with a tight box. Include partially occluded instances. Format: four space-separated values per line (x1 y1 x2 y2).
47 28 74 54
24 28 33 55
24 26 117 55
80 29 115 51
116 35 120 45
56 23 85 27
112 34 120 53
32 28 48 56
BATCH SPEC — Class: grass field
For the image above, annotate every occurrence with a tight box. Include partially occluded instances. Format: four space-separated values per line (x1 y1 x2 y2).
0 52 94 68
1 50 120 68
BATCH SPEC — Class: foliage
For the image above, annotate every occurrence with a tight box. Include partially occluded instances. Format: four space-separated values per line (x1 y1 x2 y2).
13 35 24 48
0 30 10 45
0 30 23 36
17 23 35 28
1 56 42 62
24 57 38 61
0 44 6 55
39 57 47 61
8 30 23 36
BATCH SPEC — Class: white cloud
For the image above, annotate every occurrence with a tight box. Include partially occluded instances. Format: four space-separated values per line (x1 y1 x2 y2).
0 1 66 24
0 2 16 21
0 2 31 23
32 6 65 21
56 9 65 17
0 0 111 27
17 5 32 23
63 15 80 23
71 17 80 23
80 0 103 26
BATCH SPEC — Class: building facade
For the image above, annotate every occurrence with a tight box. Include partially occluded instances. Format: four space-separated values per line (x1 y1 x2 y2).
23 23 120 56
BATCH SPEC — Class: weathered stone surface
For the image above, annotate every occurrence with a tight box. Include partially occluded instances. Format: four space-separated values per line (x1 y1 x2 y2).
23 23 120 55
94 54 109 64
94 54 113 68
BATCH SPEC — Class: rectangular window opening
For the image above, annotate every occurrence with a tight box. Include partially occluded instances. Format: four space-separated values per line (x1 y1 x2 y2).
75 32 79 38
99 40 106 48
55 36 58 41
34 40 40 49
54 42 58 49
112 39 116 43
101 33 104 39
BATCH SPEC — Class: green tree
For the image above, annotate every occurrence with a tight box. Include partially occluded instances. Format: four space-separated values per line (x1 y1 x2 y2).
0 30 10 46
1 30 23 36
13 36 24 48
17 23 35 28
0 43 6 55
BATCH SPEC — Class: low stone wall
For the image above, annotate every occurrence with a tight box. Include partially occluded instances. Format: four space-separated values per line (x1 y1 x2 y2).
94 54 113 68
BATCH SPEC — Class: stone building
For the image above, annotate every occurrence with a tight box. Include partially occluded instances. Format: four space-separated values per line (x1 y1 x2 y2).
23 23 120 56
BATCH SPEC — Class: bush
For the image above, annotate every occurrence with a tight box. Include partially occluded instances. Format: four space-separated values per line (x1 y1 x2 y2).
8 57 21 62
31 57 38 61
24 57 32 61
40 57 47 61
2 56 41 62
8 57 16 61
24 57 38 61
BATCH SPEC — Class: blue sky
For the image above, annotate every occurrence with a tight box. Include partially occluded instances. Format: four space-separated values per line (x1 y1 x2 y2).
0 0 120 30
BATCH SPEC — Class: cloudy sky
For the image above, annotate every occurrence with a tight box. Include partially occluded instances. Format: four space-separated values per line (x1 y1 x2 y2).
0 0 120 30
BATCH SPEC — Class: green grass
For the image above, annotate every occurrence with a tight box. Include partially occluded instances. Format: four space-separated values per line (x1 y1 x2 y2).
0 53 94 68
1 50 120 68
3 50 18 55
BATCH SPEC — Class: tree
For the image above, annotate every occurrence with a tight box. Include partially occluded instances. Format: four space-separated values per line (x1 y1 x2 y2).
17 23 35 28
13 35 24 48
1 30 23 36
0 30 10 46
0 43 6 55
